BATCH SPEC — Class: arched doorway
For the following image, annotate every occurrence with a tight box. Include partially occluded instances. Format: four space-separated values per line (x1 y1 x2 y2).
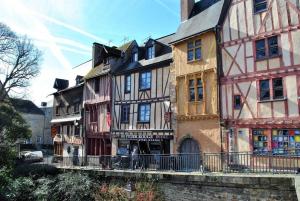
178 137 201 171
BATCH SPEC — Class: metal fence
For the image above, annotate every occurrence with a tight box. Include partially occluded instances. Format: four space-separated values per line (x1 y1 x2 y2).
39 152 300 174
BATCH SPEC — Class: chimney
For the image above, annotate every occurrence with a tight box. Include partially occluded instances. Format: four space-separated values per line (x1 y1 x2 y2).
181 0 194 22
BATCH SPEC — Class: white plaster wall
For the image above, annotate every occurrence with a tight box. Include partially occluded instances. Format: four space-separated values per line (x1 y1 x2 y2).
237 128 250 152
22 113 44 145
286 75 299 117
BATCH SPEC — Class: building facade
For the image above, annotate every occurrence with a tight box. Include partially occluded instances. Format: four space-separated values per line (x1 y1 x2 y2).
83 43 130 157
51 78 84 162
111 36 174 155
170 0 227 154
220 0 300 155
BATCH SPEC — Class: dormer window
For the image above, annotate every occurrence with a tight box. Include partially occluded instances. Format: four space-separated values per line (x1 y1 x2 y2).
103 57 110 65
132 51 138 62
147 46 155 59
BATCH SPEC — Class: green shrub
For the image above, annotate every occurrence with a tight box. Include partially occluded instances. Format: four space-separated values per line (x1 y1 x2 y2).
13 164 59 178
6 177 35 201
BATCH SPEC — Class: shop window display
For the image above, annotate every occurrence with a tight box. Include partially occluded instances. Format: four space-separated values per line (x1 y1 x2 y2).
272 129 300 155
252 129 268 154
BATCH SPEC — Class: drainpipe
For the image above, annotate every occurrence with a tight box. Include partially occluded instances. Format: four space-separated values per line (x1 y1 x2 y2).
215 25 223 154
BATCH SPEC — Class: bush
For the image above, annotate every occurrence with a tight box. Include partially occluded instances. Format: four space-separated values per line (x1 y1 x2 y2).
48 172 95 201
6 177 35 201
13 164 59 178
94 183 129 201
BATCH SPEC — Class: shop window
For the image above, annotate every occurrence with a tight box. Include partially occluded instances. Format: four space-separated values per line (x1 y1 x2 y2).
254 0 267 13
187 39 202 62
272 78 283 99
139 71 151 90
252 129 269 154
259 79 270 100
189 79 195 101
121 104 130 123
255 36 279 60
272 129 300 155
125 75 131 93
234 95 242 109
138 104 150 122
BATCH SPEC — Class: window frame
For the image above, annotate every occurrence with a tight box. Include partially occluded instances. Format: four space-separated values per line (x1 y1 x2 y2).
124 75 131 94
147 46 155 59
187 39 202 62
74 103 80 114
132 51 138 63
233 94 242 110
258 77 285 101
272 77 284 100
189 79 195 101
259 79 271 101
255 36 280 61
196 78 203 101
121 104 130 123
55 106 60 116
253 0 267 14
138 103 151 123
139 71 151 91
94 79 100 93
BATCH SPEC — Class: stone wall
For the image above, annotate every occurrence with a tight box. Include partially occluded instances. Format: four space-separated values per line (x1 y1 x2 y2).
86 170 297 201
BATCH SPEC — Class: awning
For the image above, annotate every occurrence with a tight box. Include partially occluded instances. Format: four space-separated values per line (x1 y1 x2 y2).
51 116 81 124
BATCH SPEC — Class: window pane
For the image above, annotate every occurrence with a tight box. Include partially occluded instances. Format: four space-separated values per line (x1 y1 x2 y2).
234 95 241 109
197 79 203 100
188 50 194 61
190 88 195 101
273 78 283 99
195 40 201 47
256 39 266 59
125 75 131 92
195 47 201 60
187 42 194 49
140 72 151 89
268 37 279 57
189 79 194 87
260 80 270 100
254 0 267 13
139 104 150 122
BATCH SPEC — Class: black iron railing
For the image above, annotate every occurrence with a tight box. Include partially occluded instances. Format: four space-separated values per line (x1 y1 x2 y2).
39 152 300 174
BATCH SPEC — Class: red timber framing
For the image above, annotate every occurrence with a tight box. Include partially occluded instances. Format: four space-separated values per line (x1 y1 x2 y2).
84 74 112 156
220 0 300 152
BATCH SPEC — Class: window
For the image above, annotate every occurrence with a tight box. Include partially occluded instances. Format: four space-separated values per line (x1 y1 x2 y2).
187 39 202 62
103 57 110 65
255 36 279 60
259 79 270 100
121 104 130 123
67 125 71 137
132 52 138 62
74 126 80 136
139 71 151 90
147 46 155 59
196 79 203 101
90 109 98 122
273 78 283 99
268 36 279 57
66 105 71 114
189 79 195 101
253 129 269 154
259 78 284 101
138 104 150 122
36 136 42 144
125 75 131 93
74 103 80 113
95 79 100 93
254 0 267 13
272 129 300 155
55 106 60 116
234 95 242 109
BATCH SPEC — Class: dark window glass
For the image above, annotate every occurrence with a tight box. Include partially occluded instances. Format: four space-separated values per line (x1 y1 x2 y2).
138 104 150 122
260 79 270 100
103 57 110 65
189 79 195 101
268 36 279 57
147 46 155 59
187 40 202 61
187 42 194 49
121 104 130 123
95 79 100 93
195 47 201 60
125 75 131 93
188 50 194 61
139 71 151 90
197 79 203 101
74 126 80 136
234 95 242 109
273 78 283 99
256 39 266 59
66 105 71 114
195 40 201 47
56 107 60 116
254 0 267 13
67 125 70 137
74 103 80 113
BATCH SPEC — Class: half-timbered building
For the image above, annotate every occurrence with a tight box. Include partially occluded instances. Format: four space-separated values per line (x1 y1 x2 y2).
111 34 174 155
83 42 132 157
220 0 300 155
170 0 227 154
51 77 84 163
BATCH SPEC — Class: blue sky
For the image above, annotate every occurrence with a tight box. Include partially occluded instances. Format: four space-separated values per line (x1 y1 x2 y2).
0 0 180 105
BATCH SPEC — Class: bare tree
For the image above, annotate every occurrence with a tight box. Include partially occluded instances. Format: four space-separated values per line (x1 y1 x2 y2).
0 22 42 101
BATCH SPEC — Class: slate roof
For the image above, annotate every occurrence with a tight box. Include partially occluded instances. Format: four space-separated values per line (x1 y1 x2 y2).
170 0 225 44
84 41 134 80
11 98 44 115
113 34 174 75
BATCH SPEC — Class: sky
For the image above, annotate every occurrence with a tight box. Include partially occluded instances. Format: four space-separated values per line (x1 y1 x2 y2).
0 0 180 106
